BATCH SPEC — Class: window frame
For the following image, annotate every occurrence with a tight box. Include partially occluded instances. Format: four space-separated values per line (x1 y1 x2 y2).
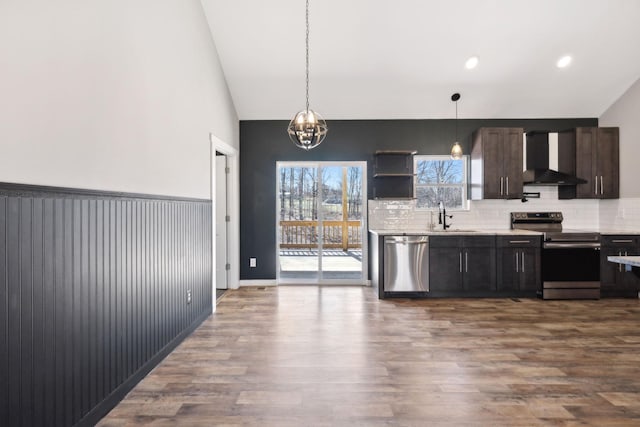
414 155 469 211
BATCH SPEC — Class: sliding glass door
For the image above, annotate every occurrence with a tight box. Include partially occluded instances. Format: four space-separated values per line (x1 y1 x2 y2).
276 162 367 284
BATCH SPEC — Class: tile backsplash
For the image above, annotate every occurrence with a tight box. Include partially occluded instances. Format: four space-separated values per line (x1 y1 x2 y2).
369 186 640 232
600 198 640 231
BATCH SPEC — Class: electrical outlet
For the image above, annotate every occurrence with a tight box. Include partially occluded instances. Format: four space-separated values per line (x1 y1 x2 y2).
186 289 192 304
250 257 257 268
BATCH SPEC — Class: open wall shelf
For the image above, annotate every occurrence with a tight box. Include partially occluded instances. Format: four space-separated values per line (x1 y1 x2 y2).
373 151 416 199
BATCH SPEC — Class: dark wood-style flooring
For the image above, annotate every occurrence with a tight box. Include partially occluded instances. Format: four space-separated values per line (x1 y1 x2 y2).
99 286 640 426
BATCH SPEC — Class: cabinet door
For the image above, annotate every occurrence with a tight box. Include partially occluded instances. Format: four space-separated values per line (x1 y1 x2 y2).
600 247 620 291
575 127 597 199
481 129 504 199
497 247 520 291
618 247 640 291
503 128 524 199
429 247 463 292
463 247 496 291
600 243 639 297
520 247 540 292
596 127 619 199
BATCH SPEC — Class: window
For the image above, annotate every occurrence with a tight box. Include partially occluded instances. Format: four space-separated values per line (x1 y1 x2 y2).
414 155 468 209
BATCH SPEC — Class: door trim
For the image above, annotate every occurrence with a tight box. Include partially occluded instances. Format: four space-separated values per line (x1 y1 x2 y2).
210 133 240 313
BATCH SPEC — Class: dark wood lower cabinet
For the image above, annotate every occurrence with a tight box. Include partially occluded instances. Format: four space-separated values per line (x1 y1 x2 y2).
429 236 496 296
429 246 464 292
600 235 640 298
378 233 640 299
497 236 541 295
463 247 496 291
377 233 540 298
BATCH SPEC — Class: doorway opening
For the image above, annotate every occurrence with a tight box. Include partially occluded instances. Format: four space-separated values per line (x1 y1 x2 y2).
215 152 229 294
276 161 367 284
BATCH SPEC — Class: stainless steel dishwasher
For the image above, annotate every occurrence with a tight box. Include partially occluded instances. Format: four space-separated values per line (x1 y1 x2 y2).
383 235 429 292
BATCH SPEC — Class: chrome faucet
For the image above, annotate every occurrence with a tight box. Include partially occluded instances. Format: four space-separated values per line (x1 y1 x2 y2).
438 201 452 230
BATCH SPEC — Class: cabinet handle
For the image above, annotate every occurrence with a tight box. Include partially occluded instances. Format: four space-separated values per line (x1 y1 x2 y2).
500 177 504 195
594 176 598 195
612 239 633 243
465 252 468 273
521 252 525 273
601 175 604 195
506 176 509 196
509 240 531 244
619 250 623 272
515 252 519 273
459 252 463 273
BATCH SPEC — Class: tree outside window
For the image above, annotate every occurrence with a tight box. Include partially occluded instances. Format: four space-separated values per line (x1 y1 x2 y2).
278 166 363 221
415 156 467 209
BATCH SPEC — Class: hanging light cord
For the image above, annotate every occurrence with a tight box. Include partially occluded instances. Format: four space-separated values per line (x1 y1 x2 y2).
455 99 458 142
287 0 327 149
305 0 310 114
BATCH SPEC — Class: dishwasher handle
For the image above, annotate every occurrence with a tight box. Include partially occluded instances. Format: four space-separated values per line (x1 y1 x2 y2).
384 235 429 245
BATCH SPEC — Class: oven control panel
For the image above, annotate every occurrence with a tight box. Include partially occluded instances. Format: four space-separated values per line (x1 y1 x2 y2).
511 212 563 223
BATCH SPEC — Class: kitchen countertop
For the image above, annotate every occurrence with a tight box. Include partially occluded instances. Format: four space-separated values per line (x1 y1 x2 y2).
599 230 640 235
370 229 640 236
607 256 640 268
369 229 543 236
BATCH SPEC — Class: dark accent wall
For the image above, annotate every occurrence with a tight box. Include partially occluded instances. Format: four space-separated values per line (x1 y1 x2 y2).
240 118 598 280
0 183 212 427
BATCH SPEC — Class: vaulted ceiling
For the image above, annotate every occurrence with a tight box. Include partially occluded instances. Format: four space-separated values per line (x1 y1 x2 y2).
201 0 640 120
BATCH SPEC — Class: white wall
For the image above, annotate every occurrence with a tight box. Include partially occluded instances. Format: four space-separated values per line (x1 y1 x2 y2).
0 0 238 199
600 77 640 198
599 77 640 231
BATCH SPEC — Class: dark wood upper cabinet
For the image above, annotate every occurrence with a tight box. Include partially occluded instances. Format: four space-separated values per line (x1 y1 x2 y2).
558 127 619 199
470 127 524 200
596 128 619 198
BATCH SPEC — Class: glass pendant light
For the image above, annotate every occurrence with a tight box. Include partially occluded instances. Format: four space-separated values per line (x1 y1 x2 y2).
287 0 327 150
450 93 463 160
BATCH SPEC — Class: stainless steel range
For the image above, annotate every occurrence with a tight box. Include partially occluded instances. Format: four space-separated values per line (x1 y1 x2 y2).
511 212 601 299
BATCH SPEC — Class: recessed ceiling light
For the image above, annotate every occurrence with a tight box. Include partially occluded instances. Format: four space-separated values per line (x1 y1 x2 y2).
557 55 572 68
465 56 479 69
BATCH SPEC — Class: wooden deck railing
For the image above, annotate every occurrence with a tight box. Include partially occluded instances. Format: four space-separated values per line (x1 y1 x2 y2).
279 220 362 250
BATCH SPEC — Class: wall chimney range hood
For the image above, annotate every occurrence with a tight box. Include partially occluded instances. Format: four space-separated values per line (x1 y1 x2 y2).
522 132 586 186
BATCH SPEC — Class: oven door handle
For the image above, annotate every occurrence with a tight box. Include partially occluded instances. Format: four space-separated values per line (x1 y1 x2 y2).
543 242 601 249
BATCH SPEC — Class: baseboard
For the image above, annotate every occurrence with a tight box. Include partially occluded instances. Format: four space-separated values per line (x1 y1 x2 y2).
76 308 212 427
239 279 278 287
237 280 371 287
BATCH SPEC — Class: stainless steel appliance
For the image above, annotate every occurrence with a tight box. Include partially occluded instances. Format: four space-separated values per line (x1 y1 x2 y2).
511 212 601 299
383 235 429 292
